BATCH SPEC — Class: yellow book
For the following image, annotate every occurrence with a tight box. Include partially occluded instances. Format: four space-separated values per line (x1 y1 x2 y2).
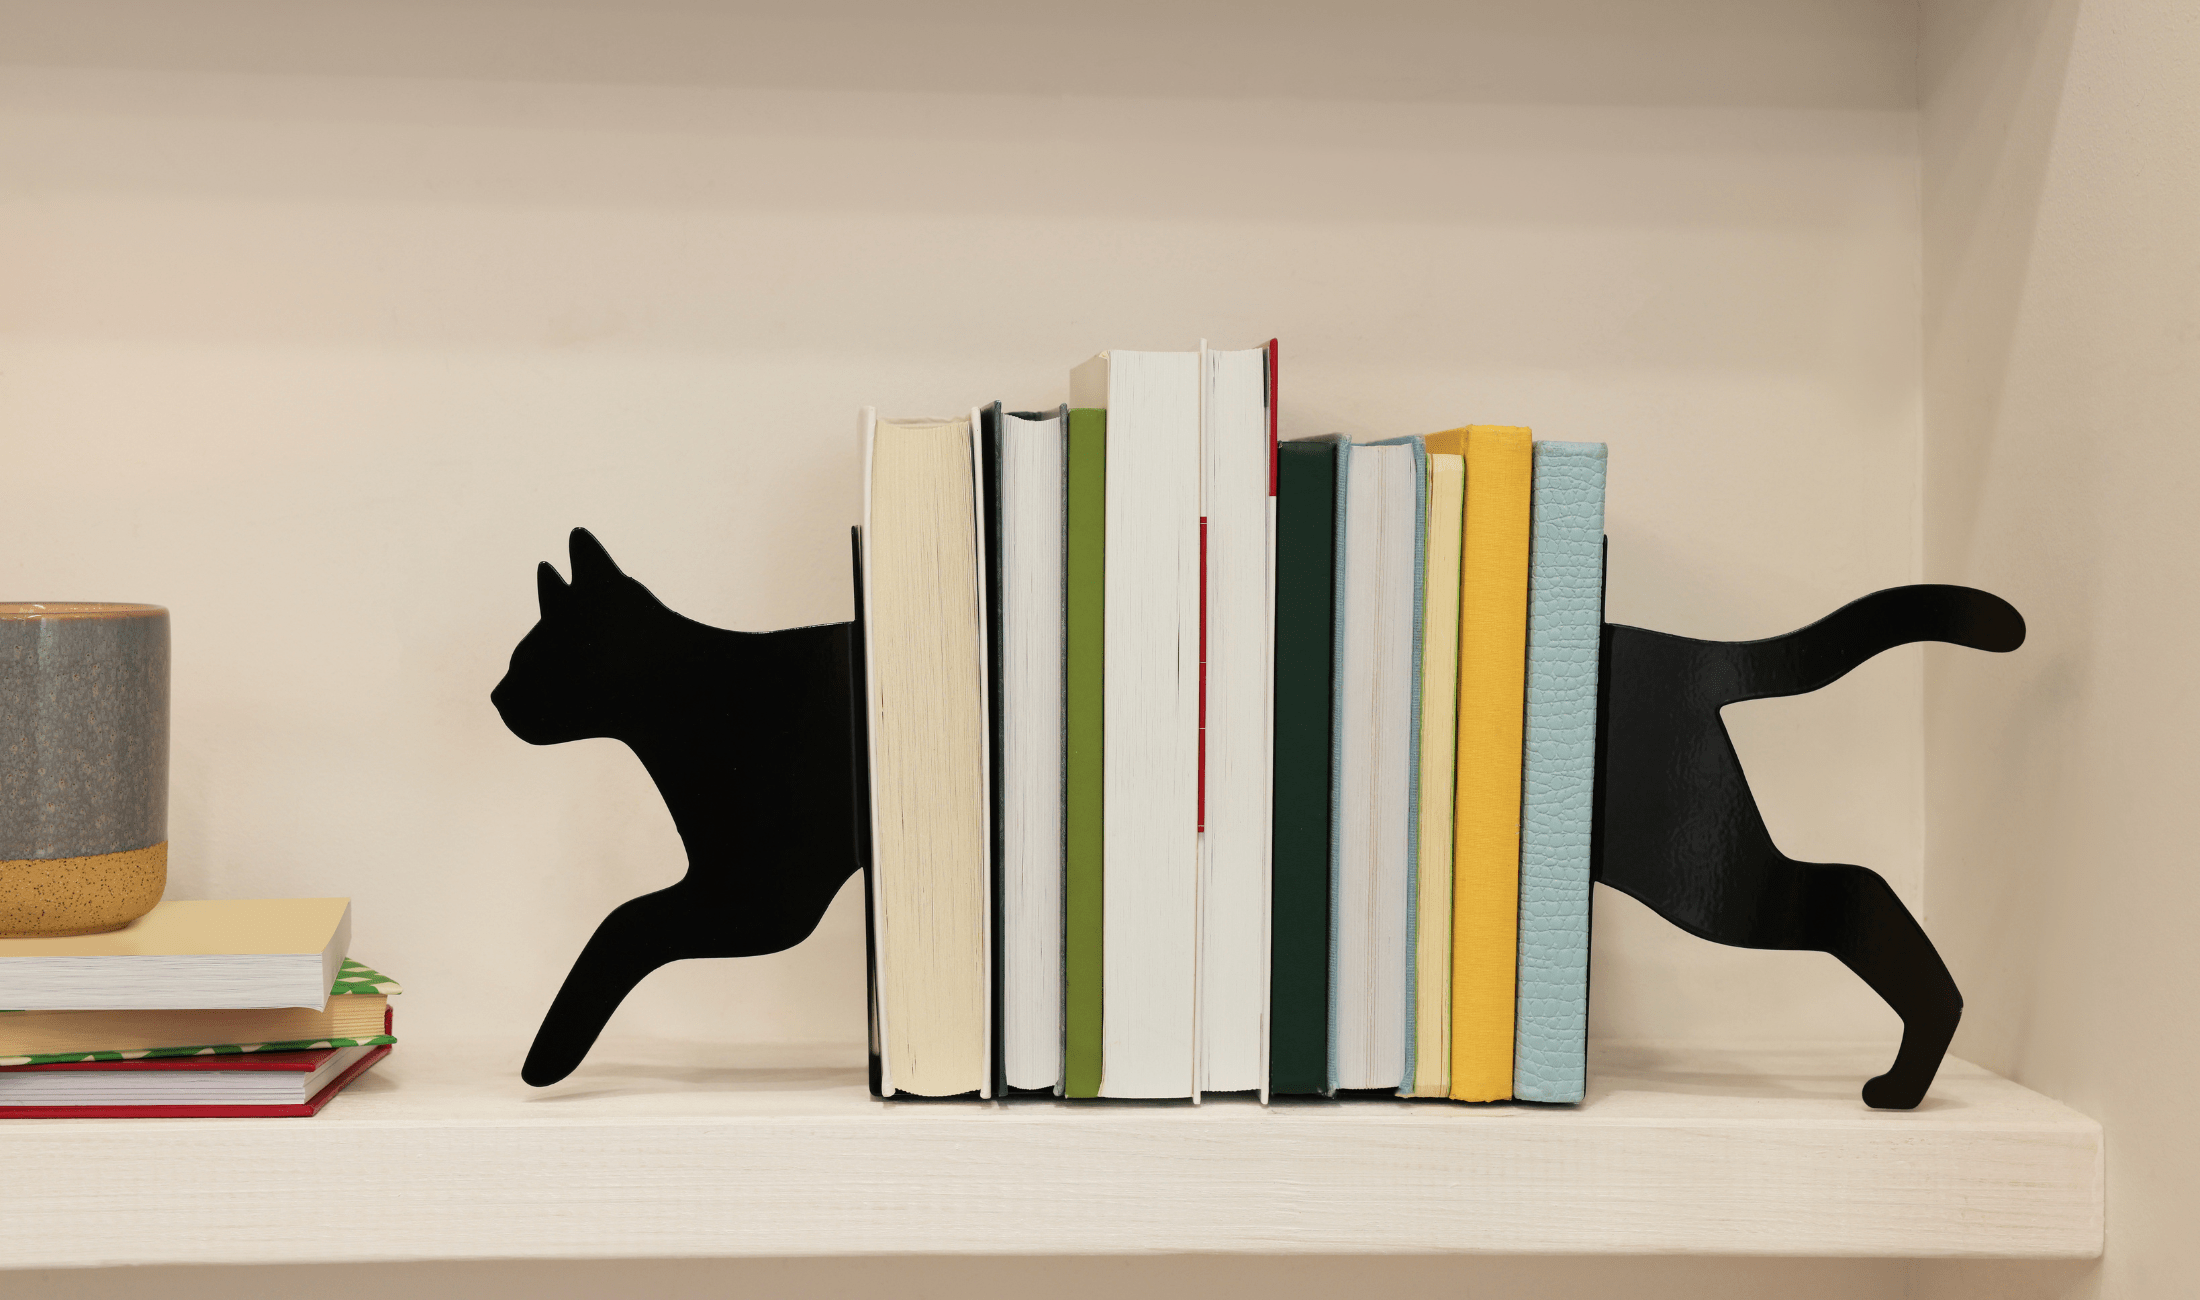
1429 425 1532 1101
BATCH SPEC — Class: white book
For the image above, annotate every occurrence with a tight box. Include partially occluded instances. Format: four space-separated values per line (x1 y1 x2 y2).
1332 441 1418 1090
0 899 350 1012
1197 344 1273 1096
994 405 1067 1093
861 407 993 1099
1070 350 1201 1099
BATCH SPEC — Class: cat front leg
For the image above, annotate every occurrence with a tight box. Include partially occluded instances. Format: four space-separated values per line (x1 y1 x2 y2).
521 886 691 1087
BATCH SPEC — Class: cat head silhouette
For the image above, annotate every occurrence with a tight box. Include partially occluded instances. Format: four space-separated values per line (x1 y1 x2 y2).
490 528 699 747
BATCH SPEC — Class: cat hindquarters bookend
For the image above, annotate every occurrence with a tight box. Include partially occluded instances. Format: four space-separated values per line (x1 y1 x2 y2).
490 528 864 1087
1594 584 2025 1109
490 527 2022 1109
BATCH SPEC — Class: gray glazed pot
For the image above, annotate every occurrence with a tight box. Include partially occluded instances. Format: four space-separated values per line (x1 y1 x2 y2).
0 603 170 938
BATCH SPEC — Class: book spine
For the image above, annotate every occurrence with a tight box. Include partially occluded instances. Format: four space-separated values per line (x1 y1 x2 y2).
1513 442 1607 1104
1259 352 1277 1105
1449 425 1533 1103
1268 442 1338 1096
1326 442 1353 1095
856 413 888 1099
1399 439 1427 1093
980 404 1007 1102
1063 409 1106 1098
1408 455 1465 1098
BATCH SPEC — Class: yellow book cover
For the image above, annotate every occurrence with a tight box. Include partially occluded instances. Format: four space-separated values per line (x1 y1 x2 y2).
1439 425 1532 1101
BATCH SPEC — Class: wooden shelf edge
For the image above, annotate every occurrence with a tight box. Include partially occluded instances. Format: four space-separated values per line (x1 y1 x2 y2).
0 1041 2102 1268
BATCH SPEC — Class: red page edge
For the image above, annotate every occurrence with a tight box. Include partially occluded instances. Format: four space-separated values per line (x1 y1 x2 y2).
0 1043 391 1119
1266 338 1280 497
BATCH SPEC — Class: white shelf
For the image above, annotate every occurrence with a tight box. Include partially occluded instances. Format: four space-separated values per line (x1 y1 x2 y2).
0 1040 2099 1268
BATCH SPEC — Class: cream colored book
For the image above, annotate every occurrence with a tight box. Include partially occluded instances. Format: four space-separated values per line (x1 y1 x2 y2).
861 407 993 1100
0 899 350 1012
1332 440 1419 1091
1406 453 1464 1097
0 959 398 1063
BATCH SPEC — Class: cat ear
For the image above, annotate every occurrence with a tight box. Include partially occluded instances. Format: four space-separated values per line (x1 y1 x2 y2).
569 527 623 585
536 560 571 615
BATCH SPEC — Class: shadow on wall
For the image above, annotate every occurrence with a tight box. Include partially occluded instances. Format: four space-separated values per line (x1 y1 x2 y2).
1920 0 2086 1090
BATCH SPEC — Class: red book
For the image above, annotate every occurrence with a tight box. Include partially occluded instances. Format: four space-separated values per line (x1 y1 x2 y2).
0 1010 393 1118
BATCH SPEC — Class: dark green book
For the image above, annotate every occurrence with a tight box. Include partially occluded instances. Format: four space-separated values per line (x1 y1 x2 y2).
1270 439 1339 1096
1063 408 1106 1098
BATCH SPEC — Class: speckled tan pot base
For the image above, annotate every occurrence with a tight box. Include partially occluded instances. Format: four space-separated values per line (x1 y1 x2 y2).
0 843 167 938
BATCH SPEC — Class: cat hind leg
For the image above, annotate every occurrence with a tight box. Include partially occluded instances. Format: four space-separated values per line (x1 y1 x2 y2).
1797 861 1963 1110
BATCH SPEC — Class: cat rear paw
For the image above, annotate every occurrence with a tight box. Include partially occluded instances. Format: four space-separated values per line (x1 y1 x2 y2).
1861 1070 1928 1110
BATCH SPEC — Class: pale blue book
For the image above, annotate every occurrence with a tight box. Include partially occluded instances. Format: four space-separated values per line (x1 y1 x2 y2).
1328 438 1423 1092
1513 441 1606 1103
1381 438 1427 1094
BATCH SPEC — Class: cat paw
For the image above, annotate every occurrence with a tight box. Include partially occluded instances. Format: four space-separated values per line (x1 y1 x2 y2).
1861 1071 1926 1110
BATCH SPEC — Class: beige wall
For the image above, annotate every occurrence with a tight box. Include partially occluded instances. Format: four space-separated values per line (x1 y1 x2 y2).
1914 0 2200 1296
7 0 2127 1295
0 0 1927 1058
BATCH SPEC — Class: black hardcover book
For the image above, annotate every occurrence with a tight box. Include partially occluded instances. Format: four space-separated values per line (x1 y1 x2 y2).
1270 440 1340 1096
979 402 1008 1101
852 527 883 1099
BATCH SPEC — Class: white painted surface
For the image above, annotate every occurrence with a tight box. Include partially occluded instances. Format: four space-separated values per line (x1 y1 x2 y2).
1915 0 2200 1295
0 1041 2101 1268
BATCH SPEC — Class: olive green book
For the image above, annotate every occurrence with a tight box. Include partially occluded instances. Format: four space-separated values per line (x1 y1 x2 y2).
1063 407 1106 1098
1270 440 1340 1096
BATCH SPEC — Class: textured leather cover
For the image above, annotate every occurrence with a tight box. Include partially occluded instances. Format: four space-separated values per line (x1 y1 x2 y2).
1435 425 1532 1102
1513 441 1605 1103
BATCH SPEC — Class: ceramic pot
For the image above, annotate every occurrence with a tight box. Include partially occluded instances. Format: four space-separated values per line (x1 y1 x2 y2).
0 603 170 938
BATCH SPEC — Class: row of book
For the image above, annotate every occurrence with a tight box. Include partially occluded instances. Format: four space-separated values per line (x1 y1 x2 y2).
0 899 395 1116
858 342 1605 1102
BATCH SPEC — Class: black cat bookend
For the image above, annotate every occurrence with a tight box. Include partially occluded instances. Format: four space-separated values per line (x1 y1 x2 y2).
490 529 864 1088
493 526 2023 1110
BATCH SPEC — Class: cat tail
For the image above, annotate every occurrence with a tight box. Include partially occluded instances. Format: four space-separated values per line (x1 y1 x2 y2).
1723 584 2024 704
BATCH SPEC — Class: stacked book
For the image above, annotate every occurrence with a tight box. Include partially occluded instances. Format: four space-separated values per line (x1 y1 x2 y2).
859 343 1608 1103
0 899 397 1117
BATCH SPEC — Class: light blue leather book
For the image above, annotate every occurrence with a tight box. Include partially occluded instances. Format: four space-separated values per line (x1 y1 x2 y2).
1513 441 1606 1103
